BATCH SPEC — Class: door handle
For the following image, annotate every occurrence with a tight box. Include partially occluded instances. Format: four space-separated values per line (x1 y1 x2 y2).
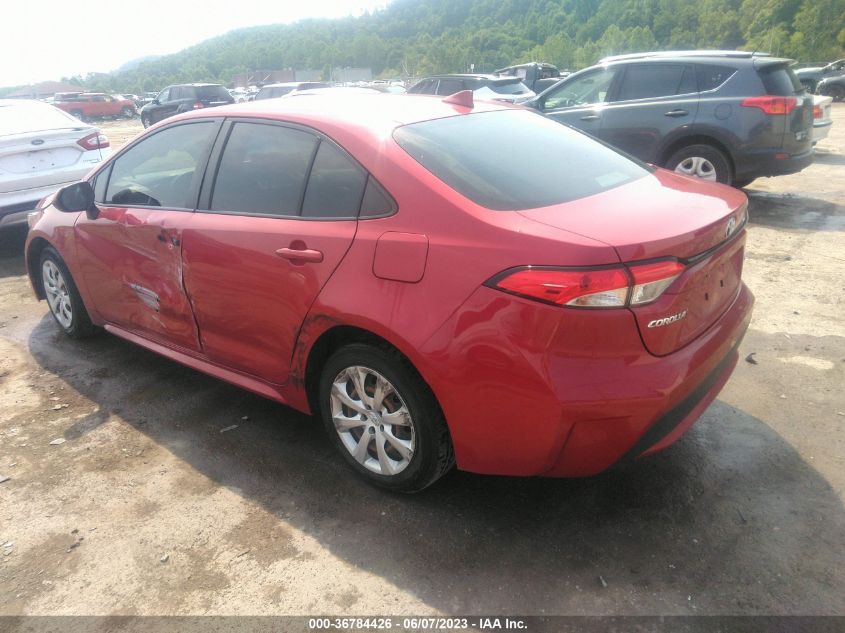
275 247 324 263
664 109 689 117
580 114 600 121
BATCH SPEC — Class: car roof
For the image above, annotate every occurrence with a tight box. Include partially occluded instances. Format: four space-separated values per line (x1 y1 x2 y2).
599 50 778 64
176 92 513 139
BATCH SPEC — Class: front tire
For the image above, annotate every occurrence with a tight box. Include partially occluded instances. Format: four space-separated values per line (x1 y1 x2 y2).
39 247 95 339
665 144 731 184
141 114 152 128
826 85 845 102
121 106 134 118
318 343 454 492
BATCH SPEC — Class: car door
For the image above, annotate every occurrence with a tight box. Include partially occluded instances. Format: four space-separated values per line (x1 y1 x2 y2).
180 119 364 384
537 67 622 138
74 119 221 351
598 63 699 163
152 87 178 123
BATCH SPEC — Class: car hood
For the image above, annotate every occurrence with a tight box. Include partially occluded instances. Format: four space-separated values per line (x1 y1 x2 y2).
796 67 822 76
517 169 748 262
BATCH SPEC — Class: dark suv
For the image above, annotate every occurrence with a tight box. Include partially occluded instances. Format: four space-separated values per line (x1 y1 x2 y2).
408 74 535 103
528 51 814 187
140 84 234 127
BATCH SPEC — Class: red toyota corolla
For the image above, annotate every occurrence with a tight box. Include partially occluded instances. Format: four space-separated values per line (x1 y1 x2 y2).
25 93 753 492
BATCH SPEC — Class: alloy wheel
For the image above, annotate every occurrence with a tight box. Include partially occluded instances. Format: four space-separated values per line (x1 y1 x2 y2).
674 156 717 181
329 365 416 476
42 260 73 329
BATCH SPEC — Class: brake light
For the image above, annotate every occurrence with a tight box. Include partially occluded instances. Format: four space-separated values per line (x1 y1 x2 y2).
628 260 685 305
741 96 797 115
813 104 822 119
192 102 205 109
488 260 685 309
77 132 110 150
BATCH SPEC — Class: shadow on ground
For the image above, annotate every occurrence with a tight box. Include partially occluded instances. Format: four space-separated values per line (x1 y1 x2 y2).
25 315 845 615
747 192 845 232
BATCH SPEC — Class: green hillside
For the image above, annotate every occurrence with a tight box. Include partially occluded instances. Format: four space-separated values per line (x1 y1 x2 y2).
26 0 845 93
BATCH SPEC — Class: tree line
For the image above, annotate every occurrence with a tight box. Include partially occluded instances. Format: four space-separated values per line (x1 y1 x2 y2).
7 0 845 94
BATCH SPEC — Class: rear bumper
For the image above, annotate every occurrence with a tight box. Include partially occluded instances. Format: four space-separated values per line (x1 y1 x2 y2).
420 281 754 477
812 120 832 143
734 148 814 179
0 172 93 224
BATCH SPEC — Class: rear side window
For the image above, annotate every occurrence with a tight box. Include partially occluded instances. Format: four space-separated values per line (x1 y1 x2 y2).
301 142 367 218
759 66 803 95
436 78 464 95
394 109 649 211
615 64 693 101
696 65 736 92
210 122 318 216
359 177 396 218
409 79 436 94
197 85 233 101
105 121 216 208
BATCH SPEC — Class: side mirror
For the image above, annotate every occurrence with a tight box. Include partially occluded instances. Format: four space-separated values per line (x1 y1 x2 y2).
55 181 99 220
524 99 541 110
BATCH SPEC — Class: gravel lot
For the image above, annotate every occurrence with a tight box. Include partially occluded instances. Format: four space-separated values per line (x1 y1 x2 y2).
0 107 843 617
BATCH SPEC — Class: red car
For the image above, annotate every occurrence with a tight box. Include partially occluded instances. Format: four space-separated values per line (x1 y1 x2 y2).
25 93 753 492
53 93 136 121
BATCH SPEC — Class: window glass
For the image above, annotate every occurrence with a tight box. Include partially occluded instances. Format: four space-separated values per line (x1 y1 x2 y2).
410 79 435 94
92 164 110 203
394 109 648 211
301 141 367 218
359 177 396 218
436 79 464 95
105 121 215 208
759 66 803 95
196 85 231 101
157 88 170 102
696 65 736 92
615 64 689 101
543 68 618 109
489 80 531 95
210 122 318 216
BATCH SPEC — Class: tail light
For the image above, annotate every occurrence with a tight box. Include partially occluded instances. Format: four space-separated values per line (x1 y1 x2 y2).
77 132 110 150
740 96 797 115
192 102 205 109
813 104 822 119
487 260 685 309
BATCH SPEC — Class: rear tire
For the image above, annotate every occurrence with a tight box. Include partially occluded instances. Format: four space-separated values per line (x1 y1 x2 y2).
318 343 454 493
71 109 86 123
664 144 732 184
39 247 95 339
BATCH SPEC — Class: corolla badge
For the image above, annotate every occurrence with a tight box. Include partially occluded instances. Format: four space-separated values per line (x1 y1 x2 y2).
647 310 687 328
725 217 737 238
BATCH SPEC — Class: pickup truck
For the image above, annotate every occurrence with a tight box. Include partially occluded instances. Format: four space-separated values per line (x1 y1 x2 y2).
495 62 569 93
795 59 845 93
53 93 137 121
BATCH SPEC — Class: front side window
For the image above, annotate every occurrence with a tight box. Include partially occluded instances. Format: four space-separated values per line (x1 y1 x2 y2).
210 122 318 216
105 121 216 208
394 109 649 211
543 68 618 109
614 64 695 101
157 88 170 102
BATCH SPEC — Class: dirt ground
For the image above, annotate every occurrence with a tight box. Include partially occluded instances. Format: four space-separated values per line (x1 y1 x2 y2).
0 108 843 618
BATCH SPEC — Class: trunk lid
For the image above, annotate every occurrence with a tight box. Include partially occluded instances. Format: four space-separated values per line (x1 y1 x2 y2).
519 170 748 355
0 128 91 194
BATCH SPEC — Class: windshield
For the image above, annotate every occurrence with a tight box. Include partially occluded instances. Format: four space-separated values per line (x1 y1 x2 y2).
0 102 84 136
394 109 649 211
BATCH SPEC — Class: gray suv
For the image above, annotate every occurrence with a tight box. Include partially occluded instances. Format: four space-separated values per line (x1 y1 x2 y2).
528 51 814 187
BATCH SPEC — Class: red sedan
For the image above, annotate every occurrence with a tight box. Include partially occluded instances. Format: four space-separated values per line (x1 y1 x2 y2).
25 93 753 492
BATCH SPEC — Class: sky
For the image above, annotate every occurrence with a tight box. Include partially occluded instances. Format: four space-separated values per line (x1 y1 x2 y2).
0 0 390 87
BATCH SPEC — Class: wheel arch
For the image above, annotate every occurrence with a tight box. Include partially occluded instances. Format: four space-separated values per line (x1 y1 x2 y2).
26 236 53 300
301 323 444 426
657 133 736 179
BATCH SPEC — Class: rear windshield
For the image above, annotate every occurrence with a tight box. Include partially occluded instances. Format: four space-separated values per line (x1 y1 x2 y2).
196 86 233 101
489 80 531 95
0 102 83 136
759 65 804 95
394 109 649 211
